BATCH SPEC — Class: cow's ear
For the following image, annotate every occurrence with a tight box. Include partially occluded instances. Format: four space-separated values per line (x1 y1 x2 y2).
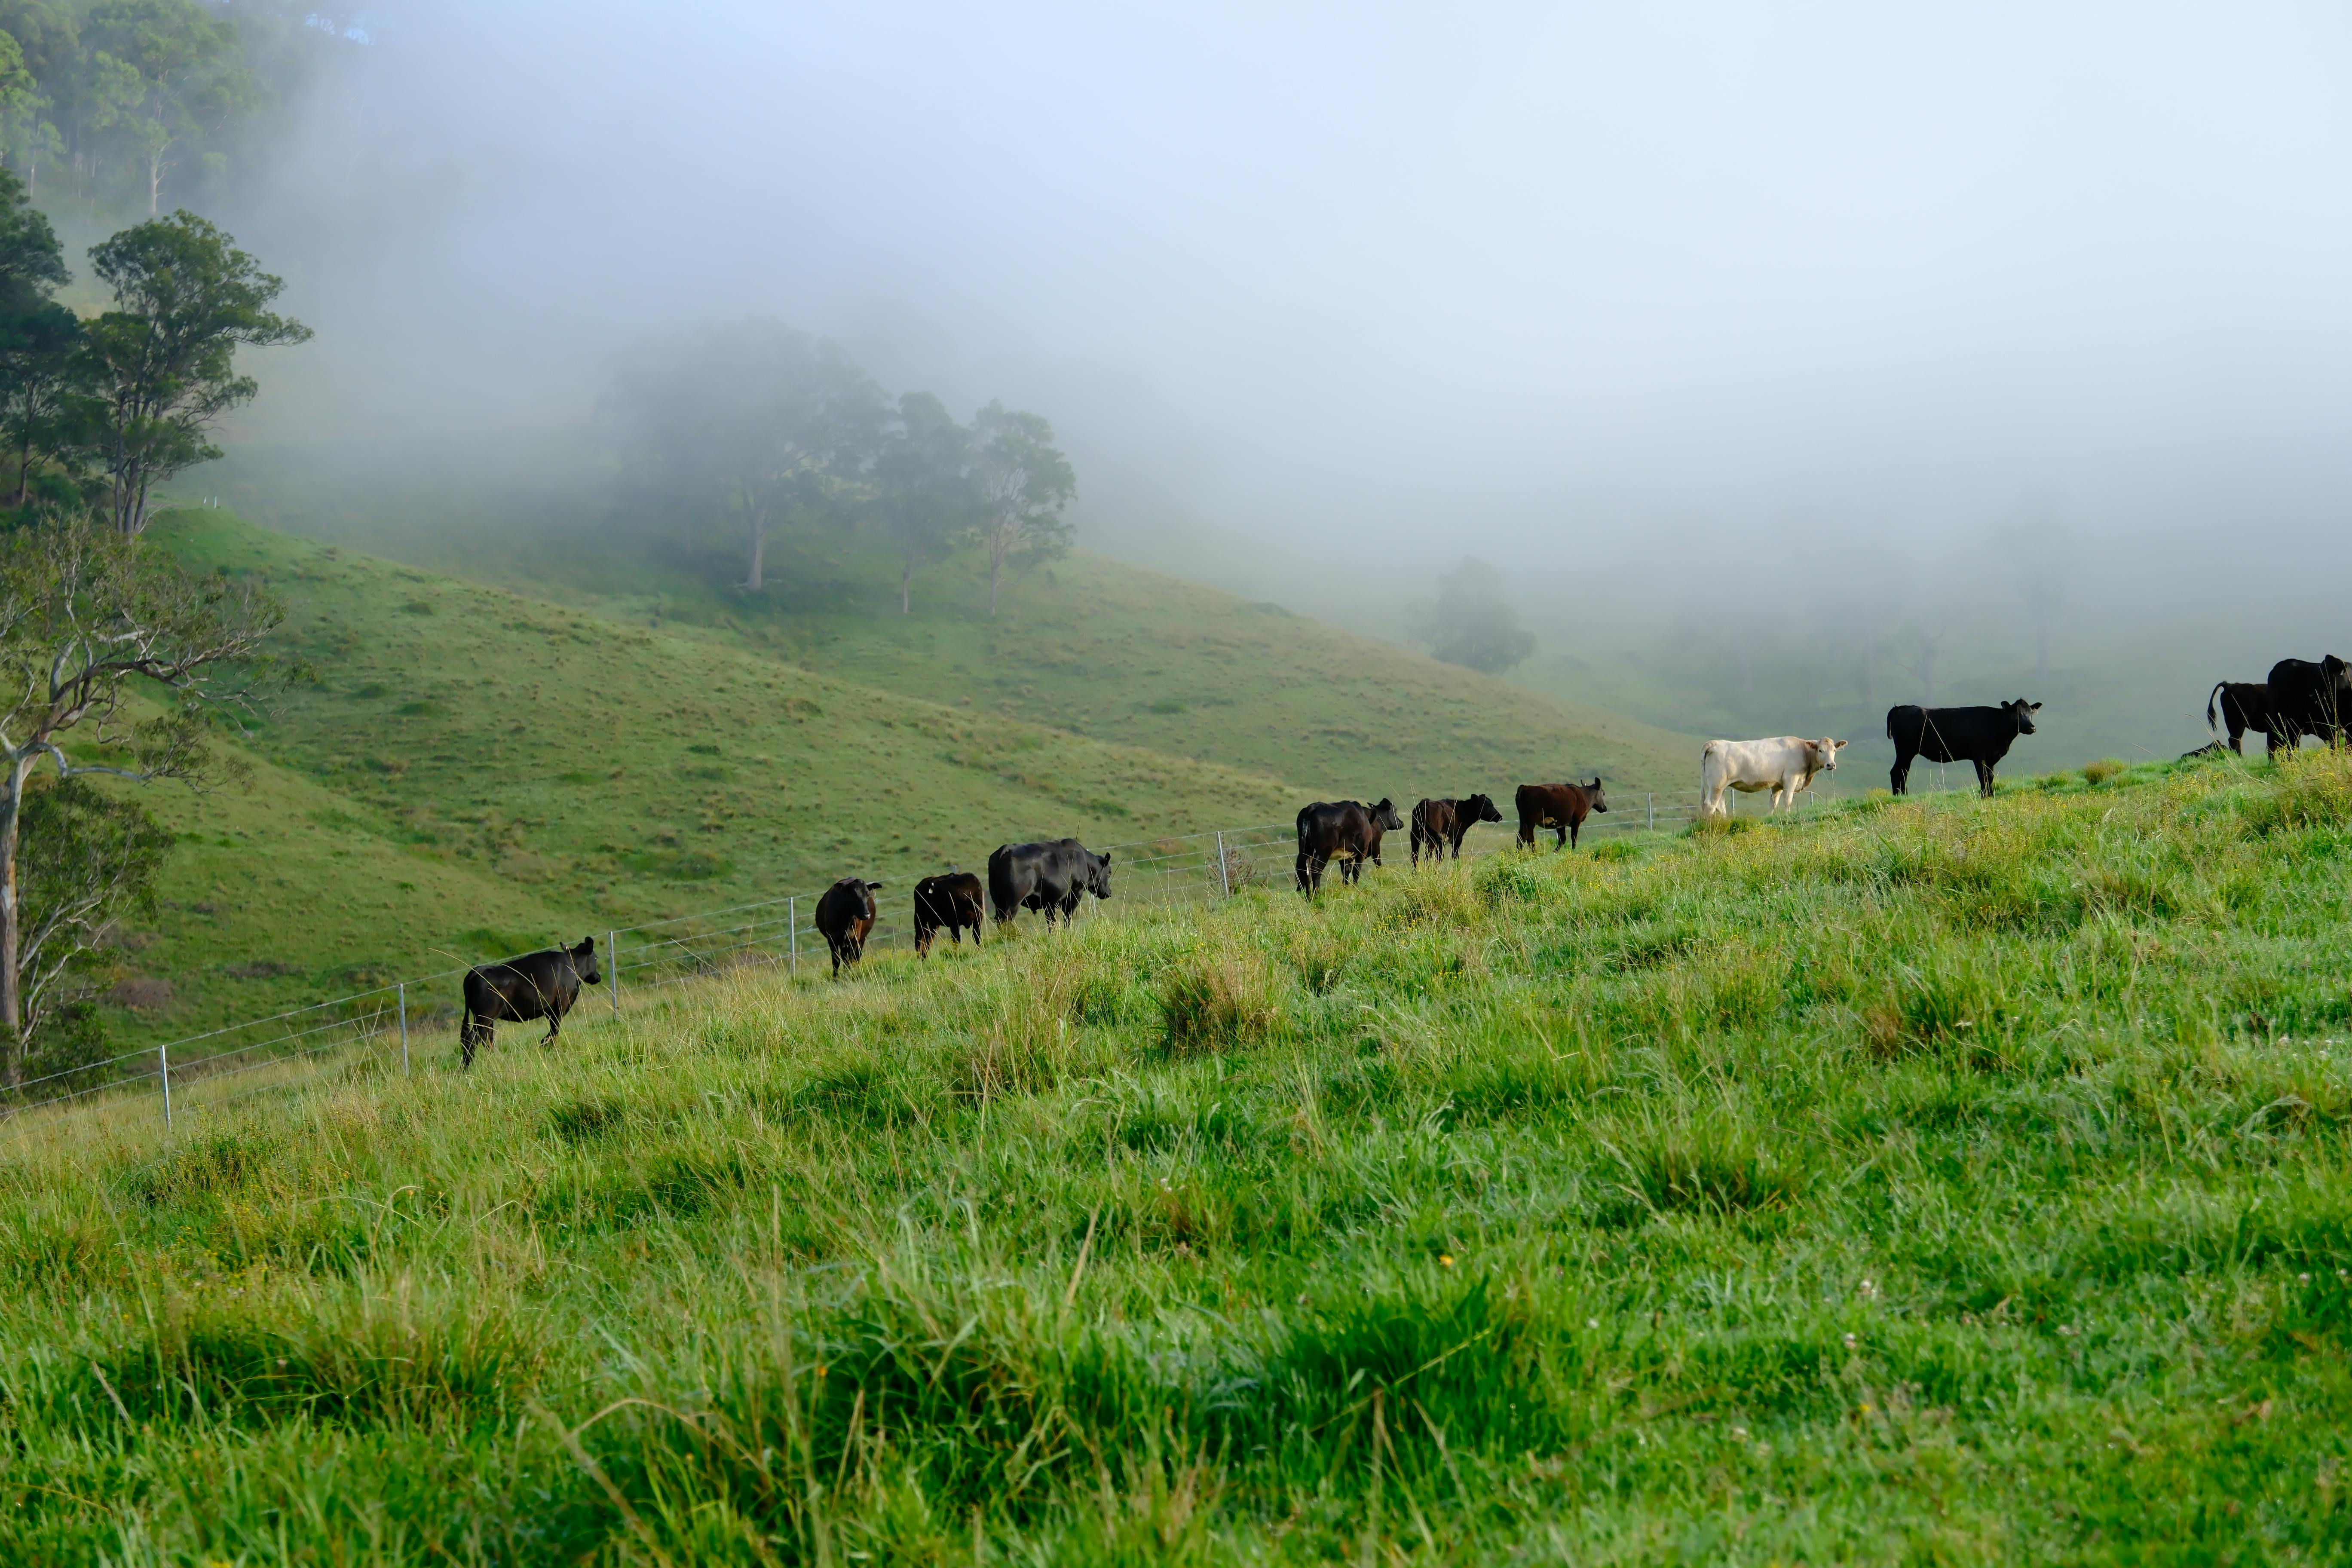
1834 738 1849 750
2029 702 2043 711
1102 851 1113 864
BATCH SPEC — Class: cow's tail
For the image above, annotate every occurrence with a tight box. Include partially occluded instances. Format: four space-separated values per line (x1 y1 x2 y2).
2206 680 2227 735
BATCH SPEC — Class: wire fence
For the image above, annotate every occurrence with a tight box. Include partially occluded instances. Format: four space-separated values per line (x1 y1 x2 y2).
0 781 1838 1133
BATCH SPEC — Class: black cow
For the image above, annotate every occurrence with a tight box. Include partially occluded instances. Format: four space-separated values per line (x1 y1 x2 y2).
987 839 1113 928
2207 681 2282 757
1886 700 2040 796
2266 656 2352 750
1515 779 1607 850
814 878 883 976
913 871 985 956
1411 794 1502 866
1294 799 1404 894
460 937 600 1068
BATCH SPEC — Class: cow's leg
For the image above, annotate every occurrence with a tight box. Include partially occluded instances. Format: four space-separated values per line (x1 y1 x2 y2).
1569 818 1581 850
460 1010 479 1069
1890 749 1912 795
1553 824 1566 850
1975 760 1995 797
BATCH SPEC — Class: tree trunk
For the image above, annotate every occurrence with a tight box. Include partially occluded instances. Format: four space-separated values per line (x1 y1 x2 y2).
0 756 26 1087
900 551 913 615
989 546 1002 617
745 508 766 592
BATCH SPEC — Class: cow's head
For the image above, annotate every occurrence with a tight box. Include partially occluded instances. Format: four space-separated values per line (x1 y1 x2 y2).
1463 793 1502 825
2008 698 2043 734
1087 851 1113 900
2326 653 2351 687
1371 798 1405 831
1810 738 1850 772
1584 777 1608 812
571 935 602 987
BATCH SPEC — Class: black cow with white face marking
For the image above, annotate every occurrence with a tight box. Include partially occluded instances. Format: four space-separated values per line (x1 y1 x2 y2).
1886 699 2041 797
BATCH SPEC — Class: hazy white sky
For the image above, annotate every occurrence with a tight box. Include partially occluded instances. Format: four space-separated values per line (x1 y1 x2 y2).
237 2 2352 596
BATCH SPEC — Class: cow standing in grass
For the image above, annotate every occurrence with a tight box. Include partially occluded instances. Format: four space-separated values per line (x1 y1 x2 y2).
988 840 1113 928
815 878 883 976
1411 794 1501 866
2207 681 2282 757
1516 779 1607 850
913 872 985 955
461 937 600 1068
1295 799 1404 893
2266 656 2352 750
1700 738 1847 819
1886 700 2040 796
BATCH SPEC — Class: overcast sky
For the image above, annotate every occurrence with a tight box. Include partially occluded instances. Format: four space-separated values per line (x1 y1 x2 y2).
234 1 2352 603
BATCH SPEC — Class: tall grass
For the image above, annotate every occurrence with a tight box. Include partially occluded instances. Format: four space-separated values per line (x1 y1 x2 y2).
5 753 2352 1561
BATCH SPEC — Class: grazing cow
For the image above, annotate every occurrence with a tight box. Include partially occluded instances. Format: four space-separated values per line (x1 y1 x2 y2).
2207 681 2282 757
460 937 600 1068
1516 779 1607 850
814 878 883 976
1295 799 1405 894
2266 656 2352 750
1886 700 2040 797
913 871 985 956
987 839 1113 928
1410 794 1502 866
1700 737 1848 819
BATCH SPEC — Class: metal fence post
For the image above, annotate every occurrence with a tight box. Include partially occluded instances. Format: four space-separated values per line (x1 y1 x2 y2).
788 897 798 977
1648 793 1655 832
608 931 619 1017
1215 831 1230 898
159 1041 172 1129
398 982 409 1076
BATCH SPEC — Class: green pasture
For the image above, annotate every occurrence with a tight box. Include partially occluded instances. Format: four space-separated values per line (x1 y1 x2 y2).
9 749 2351 1561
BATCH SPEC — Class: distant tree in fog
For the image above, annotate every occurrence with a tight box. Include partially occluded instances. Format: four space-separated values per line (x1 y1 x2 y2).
1420 557 1535 674
967 400 1075 616
872 391 975 615
607 323 886 592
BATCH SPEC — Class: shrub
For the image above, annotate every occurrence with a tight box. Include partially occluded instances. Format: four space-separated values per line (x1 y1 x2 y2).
2083 758 2127 786
1158 942 1286 1054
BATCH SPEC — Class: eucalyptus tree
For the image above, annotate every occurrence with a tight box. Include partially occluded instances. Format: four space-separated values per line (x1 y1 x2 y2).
873 390 975 616
0 163 82 507
967 400 1075 616
77 210 309 535
0 515 279 1084
607 322 885 591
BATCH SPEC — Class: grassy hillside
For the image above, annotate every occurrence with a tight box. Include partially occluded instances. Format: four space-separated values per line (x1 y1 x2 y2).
85 509 1302 1045
10 750 2352 1560
203 456 1699 798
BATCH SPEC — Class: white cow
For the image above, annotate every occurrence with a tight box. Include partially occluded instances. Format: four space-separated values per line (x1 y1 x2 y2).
1700 736 1848 819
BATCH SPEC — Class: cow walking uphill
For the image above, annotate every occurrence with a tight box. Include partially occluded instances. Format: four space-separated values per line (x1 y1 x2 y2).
913 871 984 956
1516 778 1607 850
814 878 883 976
1886 700 2040 796
1295 799 1404 894
1410 794 1502 866
2207 681 2281 757
1700 737 1847 819
2266 656 2352 750
460 937 600 1069
988 840 1113 928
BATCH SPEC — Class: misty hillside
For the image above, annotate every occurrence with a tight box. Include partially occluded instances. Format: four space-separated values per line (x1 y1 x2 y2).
203 457 1700 799
97 507 1687 1043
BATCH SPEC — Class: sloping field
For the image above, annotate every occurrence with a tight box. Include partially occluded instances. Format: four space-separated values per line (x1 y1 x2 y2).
207 460 1700 796
10 751 2351 1560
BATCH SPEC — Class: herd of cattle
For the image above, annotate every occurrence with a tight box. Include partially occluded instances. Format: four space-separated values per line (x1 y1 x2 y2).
451 654 2352 1064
